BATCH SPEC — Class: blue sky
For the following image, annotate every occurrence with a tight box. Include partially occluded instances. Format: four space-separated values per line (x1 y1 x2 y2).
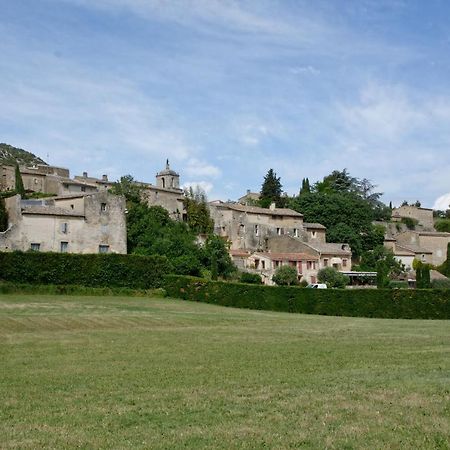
1 0 450 209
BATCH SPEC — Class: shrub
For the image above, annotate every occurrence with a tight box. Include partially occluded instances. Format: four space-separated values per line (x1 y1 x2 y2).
272 265 298 286
401 217 418 230
431 279 450 290
318 267 349 288
240 272 262 284
164 275 450 320
389 281 408 289
0 252 171 288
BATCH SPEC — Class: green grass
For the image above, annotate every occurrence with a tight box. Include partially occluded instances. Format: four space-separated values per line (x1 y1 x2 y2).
1 295 449 449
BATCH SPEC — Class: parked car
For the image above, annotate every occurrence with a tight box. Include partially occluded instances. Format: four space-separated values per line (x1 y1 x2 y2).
306 283 327 289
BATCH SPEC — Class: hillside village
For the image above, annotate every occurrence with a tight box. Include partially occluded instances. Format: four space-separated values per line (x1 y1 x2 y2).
1 144 450 287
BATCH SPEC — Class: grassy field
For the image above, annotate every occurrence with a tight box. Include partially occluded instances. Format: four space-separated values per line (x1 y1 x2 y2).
1 295 449 449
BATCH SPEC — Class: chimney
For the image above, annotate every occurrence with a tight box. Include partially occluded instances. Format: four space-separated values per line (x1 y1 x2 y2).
83 171 88 178
247 189 250 195
269 202 276 210
102 174 108 182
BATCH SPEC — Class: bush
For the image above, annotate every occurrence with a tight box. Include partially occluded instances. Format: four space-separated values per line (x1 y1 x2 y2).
0 252 171 288
401 217 418 230
240 272 262 284
431 279 450 290
164 275 450 320
272 265 298 286
389 281 408 289
317 267 349 288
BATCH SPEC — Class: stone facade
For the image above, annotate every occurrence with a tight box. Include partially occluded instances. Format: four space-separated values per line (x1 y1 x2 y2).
391 205 434 230
390 230 450 267
246 251 320 285
268 235 352 271
209 201 306 251
1 163 105 196
0 191 127 254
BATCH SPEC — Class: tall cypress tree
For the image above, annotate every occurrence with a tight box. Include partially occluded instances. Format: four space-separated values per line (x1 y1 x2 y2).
260 169 283 208
299 178 311 196
14 164 26 197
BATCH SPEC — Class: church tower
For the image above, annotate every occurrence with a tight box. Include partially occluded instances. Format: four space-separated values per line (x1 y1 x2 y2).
156 159 180 190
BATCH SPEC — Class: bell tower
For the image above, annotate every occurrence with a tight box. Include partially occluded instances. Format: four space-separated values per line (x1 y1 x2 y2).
156 159 180 190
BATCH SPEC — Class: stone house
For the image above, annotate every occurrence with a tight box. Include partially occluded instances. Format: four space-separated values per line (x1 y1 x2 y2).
1 163 105 196
209 201 307 251
267 235 352 271
233 235 352 285
385 230 450 267
391 205 434 230
0 191 127 254
246 251 320 285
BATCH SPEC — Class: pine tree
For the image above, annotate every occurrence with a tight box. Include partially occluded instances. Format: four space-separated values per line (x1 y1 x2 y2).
14 164 26 197
260 169 283 208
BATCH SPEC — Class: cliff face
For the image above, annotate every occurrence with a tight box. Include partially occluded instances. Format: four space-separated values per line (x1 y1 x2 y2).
0 143 47 167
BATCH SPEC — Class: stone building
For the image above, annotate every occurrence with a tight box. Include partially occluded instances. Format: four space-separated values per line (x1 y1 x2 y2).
209 201 306 251
385 230 450 267
391 205 434 230
0 191 127 254
1 163 105 196
268 235 352 272
139 160 185 220
246 251 320 285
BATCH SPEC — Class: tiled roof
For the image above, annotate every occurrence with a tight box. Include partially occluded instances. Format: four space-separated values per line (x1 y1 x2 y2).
230 250 251 257
253 252 318 261
396 243 432 254
21 205 85 218
305 242 352 256
211 202 303 217
303 222 326 230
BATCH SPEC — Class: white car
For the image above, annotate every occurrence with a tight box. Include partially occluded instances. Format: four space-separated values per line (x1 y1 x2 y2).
306 283 327 289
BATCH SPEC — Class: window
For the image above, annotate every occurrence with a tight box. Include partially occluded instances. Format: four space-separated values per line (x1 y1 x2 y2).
81 186 86 192
293 228 299 238
30 243 40 251
312 231 317 238
324 258 328 267
239 224 245 234
61 222 68 234
70 204 74 210
255 259 260 269
100 203 107 212
162 178 166 188
307 261 312 270
343 259 347 268
276 227 283 236
254 224 259 236
297 261 303 274
275 260 281 268
60 242 68 253
99 245 110 254
261 260 266 269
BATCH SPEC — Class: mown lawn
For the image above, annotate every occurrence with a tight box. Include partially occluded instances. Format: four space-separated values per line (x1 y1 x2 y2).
0 294 449 449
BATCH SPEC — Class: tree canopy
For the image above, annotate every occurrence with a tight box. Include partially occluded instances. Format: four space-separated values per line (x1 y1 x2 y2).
260 169 284 208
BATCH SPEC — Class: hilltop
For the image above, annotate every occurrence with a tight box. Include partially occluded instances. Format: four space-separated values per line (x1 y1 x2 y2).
0 143 47 167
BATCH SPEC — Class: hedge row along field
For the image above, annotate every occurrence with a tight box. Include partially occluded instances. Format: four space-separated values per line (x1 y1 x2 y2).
0 252 171 289
164 275 450 320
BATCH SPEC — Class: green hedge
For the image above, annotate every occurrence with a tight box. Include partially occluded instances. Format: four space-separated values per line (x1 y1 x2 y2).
0 252 171 289
164 275 450 320
0 282 167 297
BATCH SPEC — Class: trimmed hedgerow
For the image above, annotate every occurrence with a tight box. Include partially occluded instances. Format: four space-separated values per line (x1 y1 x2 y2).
0 252 171 289
164 275 450 320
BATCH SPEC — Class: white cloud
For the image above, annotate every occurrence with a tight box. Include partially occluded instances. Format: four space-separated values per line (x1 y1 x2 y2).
185 158 221 178
182 180 214 195
290 65 320 76
433 193 450 211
